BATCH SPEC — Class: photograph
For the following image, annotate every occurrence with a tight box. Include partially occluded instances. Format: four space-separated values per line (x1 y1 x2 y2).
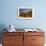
18 7 34 19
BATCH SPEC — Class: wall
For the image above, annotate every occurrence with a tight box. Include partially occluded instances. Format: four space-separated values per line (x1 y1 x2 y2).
0 0 46 30
0 0 46 43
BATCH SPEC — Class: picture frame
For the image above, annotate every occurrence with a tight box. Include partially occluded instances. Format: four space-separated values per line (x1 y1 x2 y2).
18 7 34 19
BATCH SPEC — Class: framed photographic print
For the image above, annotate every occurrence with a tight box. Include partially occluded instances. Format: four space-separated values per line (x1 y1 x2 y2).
18 7 34 19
